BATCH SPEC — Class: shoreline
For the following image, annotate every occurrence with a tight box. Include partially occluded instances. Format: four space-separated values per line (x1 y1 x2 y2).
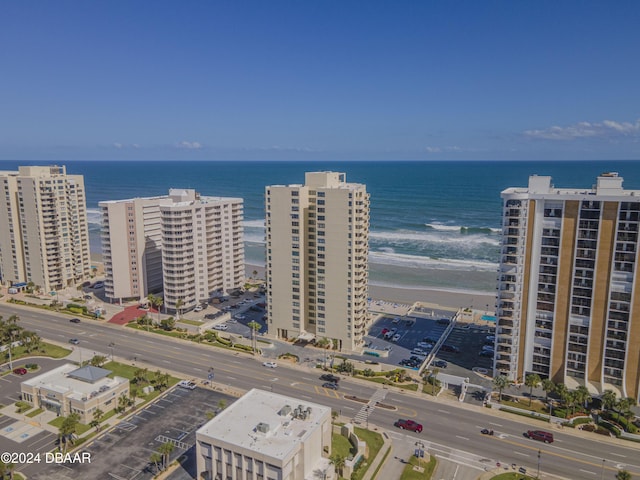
89 254 496 312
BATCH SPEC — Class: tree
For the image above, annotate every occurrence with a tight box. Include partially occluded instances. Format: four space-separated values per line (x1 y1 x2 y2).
573 386 592 413
616 469 632 480
90 355 107 367
133 367 149 384
429 367 441 396
217 399 227 411
525 373 541 407
616 397 632 423
150 452 163 473
160 317 176 331
601 389 618 413
118 393 129 413
148 294 163 323
58 413 80 453
329 453 346 477
252 269 258 279
493 375 510 403
554 383 570 408
129 386 139 410
541 379 555 404
175 299 184 320
90 408 104 432
248 321 261 354
158 442 174 470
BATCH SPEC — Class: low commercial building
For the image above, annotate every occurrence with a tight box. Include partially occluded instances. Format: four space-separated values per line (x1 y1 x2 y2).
21 364 129 423
196 388 333 480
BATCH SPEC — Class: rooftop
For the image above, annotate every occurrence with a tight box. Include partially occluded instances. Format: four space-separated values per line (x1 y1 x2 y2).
197 388 331 460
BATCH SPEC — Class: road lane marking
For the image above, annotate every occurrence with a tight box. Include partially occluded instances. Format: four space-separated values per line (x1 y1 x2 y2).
611 453 626 458
579 469 596 475
437 409 450 414
455 436 469 441
489 422 502 427
514 451 529 457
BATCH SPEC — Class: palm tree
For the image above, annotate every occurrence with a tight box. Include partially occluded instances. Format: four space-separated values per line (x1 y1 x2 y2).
493 375 510 403
158 442 174 470
616 397 632 423
525 373 541 407
150 452 162 473
601 389 618 413
573 386 592 414
616 469 632 480
129 386 139 410
329 453 346 477
148 294 163 322
90 355 107 367
554 383 570 410
58 413 80 453
541 378 555 404
175 299 184 320
248 321 261 354
118 393 129 413
252 269 258 279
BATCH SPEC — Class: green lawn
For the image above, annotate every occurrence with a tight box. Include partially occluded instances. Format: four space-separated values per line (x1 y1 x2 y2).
26 408 44 418
4 342 71 362
400 454 437 480
332 432 356 458
178 319 203 326
48 416 92 435
351 427 384 480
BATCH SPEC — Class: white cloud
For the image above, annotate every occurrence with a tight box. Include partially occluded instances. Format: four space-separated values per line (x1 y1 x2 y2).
177 141 203 150
113 143 123 149
524 119 640 141
425 146 462 153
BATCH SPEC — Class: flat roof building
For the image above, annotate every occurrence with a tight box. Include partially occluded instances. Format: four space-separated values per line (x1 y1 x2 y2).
497 173 640 402
100 189 244 310
0 166 91 292
21 364 129 424
266 172 371 352
196 388 333 480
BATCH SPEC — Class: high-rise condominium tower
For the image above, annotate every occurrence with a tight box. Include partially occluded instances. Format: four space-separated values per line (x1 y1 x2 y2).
0 166 91 292
266 172 370 352
100 189 244 310
497 173 640 401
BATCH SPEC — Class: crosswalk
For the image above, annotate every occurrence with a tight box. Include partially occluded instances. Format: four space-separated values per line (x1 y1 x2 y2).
354 388 387 424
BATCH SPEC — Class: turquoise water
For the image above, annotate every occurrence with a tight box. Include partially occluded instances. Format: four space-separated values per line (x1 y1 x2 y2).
2 159 639 292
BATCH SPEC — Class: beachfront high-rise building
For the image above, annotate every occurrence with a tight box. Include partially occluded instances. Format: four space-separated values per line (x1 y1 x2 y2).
496 173 640 401
266 172 370 352
100 189 244 310
100 195 169 302
0 166 91 292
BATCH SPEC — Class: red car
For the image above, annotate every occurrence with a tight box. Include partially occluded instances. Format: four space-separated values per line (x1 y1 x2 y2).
381 328 389 335
394 419 423 433
13 368 28 375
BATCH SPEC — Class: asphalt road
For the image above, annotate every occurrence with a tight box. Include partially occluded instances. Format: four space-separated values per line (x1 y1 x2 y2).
2 303 639 480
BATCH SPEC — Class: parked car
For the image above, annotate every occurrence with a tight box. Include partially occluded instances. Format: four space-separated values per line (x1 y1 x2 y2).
441 344 459 353
320 374 340 383
417 342 433 349
392 317 401 324
178 380 197 390
70 318 81 324
13 367 28 375
432 360 448 368
392 334 401 342
479 350 494 357
92 282 104 289
262 361 278 368
394 419 423 433
212 324 228 331
234 314 246 320
381 328 389 335
194 305 204 312
526 430 554 443
69 338 80 345
322 382 339 390
482 345 495 352
437 318 450 325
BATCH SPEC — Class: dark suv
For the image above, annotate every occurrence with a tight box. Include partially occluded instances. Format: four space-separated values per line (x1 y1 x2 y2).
320 374 340 383
394 419 423 433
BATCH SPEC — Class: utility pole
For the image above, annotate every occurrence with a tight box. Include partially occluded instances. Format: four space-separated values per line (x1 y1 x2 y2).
537 450 541 479
600 459 605 480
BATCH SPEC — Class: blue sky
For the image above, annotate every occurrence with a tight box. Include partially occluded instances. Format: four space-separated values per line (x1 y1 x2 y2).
1 1 639 161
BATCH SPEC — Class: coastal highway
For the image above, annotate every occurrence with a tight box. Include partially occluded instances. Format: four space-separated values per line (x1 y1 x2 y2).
3 304 640 480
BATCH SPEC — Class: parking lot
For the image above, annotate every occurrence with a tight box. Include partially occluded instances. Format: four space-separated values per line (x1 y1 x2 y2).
29 386 235 480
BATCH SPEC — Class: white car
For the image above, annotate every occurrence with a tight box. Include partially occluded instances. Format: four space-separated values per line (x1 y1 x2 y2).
234 314 246 320
482 345 495 352
392 333 402 342
178 380 196 390
262 361 277 368
213 324 228 331
194 305 203 312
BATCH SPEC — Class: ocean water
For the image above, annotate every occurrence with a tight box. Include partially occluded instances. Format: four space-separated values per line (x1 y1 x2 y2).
2 160 639 293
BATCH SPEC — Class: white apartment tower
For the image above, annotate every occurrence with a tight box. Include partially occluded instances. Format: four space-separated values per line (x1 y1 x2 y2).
497 173 640 401
0 166 91 291
100 189 244 310
266 172 370 352
160 189 244 312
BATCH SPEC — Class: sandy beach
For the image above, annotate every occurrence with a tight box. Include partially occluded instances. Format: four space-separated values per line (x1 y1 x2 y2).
244 263 496 311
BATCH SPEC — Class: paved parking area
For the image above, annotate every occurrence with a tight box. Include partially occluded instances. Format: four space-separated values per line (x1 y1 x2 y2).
28 386 235 480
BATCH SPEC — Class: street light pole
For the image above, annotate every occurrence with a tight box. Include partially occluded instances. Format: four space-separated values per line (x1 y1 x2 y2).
109 342 115 361
601 459 605 480
537 450 541 479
